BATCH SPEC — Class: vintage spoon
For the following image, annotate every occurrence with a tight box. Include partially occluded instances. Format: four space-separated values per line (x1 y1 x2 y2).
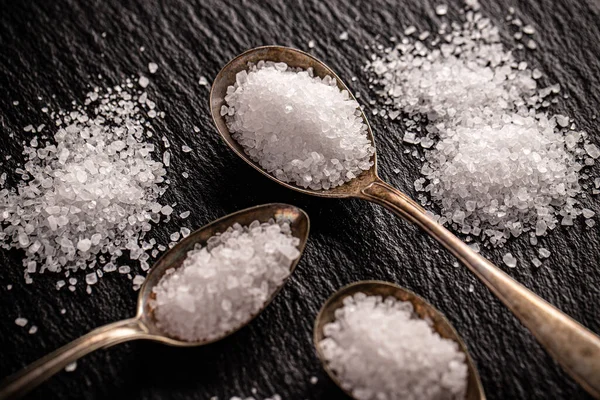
314 280 485 400
0 203 310 400
209 45 600 398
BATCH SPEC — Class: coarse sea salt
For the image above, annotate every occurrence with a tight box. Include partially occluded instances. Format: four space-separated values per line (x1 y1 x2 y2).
0 80 177 285
320 293 467 400
367 3 594 249
224 61 374 190
150 219 301 342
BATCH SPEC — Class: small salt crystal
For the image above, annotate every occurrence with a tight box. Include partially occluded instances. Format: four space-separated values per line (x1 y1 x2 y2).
435 4 448 15
180 211 191 219
310 376 318 384
503 253 517 268
15 318 28 327
198 76 209 86
65 362 77 372
532 257 542 268
148 62 159 74
404 26 417 35
139 76 150 88
538 248 551 258
119 265 131 274
181 145 192 153
339 31 349 41
308 40 315 48
85 272 98 285
28 325 38 334
160 205 173 216
522 25 535 34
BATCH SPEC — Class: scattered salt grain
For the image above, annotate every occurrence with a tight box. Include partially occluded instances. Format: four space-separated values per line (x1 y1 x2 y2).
85 272 98 285
199 76 209 86
339 31 349 41
435 4 448 15
181 145 192 153
308 40 315 49
319 293 467 400
532 258 542 268
310 376 318 384
148 62 159 74
150 218 301 342
503 253 517 268
224 61 374 190
180 211 191 219
538 248 551 258
139 76 150 88
367 4 588 249
65 362 77 372
28 325 38 334
15 317 28 327
0 81 175 286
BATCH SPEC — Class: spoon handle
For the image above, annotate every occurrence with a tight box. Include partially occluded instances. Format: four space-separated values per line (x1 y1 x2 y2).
0 318 147 400
361 178 600 399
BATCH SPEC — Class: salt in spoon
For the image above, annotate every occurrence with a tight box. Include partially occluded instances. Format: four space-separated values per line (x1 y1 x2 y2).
314 280 485 399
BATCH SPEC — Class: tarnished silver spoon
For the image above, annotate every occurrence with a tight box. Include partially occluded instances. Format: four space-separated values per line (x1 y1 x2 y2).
314 280 485 400
210 45 600 398
0 203 310 400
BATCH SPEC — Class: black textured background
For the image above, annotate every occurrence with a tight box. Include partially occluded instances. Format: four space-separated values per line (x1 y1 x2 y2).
1 0 599 399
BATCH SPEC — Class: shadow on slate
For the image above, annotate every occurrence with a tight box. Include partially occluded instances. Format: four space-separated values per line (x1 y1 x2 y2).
0 0 599 399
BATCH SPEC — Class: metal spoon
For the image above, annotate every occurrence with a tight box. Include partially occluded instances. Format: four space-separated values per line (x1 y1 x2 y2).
209 45 600 398
314 280 485 400
0 203 310 400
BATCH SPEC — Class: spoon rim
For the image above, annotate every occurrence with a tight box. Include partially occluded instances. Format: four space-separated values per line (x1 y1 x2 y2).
209 45 379 199
135 202 310 347
313 280 485 399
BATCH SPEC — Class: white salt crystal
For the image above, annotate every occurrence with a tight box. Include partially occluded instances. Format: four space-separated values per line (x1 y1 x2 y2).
148 62 159 74
65 362 77 372
522 25 535 34
28 325 38 334
119 265 131 274
532 257 542 268
199 76 209 86
582 208 595 218
224 62 374 191
584 143 600 159
181 145 192 153
85 272 98 285
310 376 318 384
180 211 190 219
15 318 28 327
404 26 416 35
339 31 349 40
170 232 180 241
150 219 300 342
503 253 517 268
308 40 315 48
435 4 448 15
538 248 551 258
139 76 150 88
319 293 467 400
161 205 173 216
180 227 191 237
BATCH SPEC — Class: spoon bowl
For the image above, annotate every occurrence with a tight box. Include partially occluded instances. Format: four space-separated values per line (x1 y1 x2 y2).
314 281 485 400
0 203 310 399
210 45 600 398
209 45 379 199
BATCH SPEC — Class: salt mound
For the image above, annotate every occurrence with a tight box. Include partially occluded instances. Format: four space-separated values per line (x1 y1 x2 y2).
367 4 593 247
151 219 301 342
319 292 468 400
0 81 173 283
223 61 374 190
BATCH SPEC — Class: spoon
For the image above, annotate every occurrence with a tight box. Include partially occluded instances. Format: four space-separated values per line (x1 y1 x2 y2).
314 280 485 400
209 45 600 398
0 203 310 400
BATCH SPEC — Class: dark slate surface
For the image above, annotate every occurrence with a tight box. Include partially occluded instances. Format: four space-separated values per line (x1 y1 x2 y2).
1 0 599 399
